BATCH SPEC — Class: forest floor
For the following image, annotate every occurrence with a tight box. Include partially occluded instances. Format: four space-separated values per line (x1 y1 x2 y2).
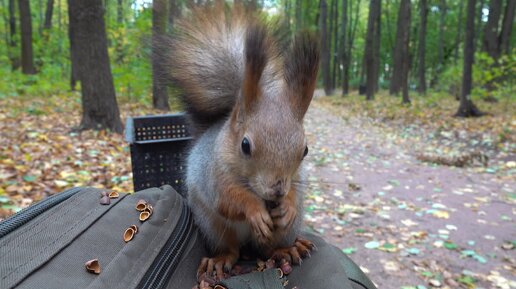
0 91 515 289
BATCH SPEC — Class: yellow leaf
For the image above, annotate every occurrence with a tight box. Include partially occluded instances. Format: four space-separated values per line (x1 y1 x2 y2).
432 210 450 219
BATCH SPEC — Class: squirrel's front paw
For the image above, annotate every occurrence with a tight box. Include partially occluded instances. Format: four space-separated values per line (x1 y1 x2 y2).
247 208 273 244
270 200 297 231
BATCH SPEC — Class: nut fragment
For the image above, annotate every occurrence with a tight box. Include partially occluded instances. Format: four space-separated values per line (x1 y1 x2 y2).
124 227 135 242
85 259 101 274
99 196 111 205
279 259 292 275
265 259 276 269
129 224 138 234
108 191 119 199
139 211 150 222
144 203 154 214
136 199 147 211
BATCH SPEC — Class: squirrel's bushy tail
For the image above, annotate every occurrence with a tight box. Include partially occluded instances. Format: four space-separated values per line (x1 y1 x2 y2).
165 3 267 133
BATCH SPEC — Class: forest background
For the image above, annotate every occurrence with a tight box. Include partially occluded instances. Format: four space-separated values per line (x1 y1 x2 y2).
0 1 515 288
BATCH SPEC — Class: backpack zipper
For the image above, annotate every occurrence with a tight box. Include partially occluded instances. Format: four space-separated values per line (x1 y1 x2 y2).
138 199 193 289
0 187 84 238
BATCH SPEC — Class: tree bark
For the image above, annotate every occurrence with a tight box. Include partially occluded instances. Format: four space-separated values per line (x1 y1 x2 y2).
117 0 123 24
68 0 124 132
344 0 360 93
364 0 381 100
38 0 43 35
152 0 170 110
295 0 302 31
437 0 446 75
499 0 515 55
454 0 464 63
19 0 37 74
331 0 339 90
373 0 381 93
390 0 411 97
68 13 78 91
320 0 331 95
482 0 502 59
417 0 427 94
340 0 347 95
475 0 486 51
400 0 411 104
284 0 291 32
8 0 15 45
168 0 178 30
456 0 483 117
44 0 54 30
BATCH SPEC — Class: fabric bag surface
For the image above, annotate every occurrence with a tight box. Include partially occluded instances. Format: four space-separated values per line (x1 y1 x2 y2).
0 186 376 289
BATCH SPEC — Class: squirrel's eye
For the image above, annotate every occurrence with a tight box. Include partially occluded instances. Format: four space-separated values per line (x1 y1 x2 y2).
241 137 251 156
303 146 308 158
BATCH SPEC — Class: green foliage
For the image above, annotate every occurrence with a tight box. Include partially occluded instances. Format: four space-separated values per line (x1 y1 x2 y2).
0 0 153 104
438 51 516 102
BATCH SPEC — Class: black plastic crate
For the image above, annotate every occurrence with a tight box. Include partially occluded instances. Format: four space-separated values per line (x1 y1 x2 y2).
125 113 192 195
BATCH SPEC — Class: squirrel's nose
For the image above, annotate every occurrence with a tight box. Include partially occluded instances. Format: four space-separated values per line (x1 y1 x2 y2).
272 180 285 197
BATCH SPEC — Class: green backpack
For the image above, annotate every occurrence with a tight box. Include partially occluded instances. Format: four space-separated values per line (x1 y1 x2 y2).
0 185 376 289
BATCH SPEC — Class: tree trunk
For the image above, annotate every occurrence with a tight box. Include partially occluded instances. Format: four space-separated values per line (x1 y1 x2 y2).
384 0 394 53
331 0 339 90
68 14 78 91
400 0 411 104
344 0 360 93
364 0 381 100
390 0 411 96
482 0 502 59
340 0 347 95
117 0 123 24
320 0 331 95
437 0 446 75
8 0 15 45
68 0 124 132
373 0 381 93
454 0 464 63
475 0 486 51
455 0 483 117
44 0 54 30
295 0 302 31
417 0 428 94
152 0 170 110
19 0 37 74
57 0 61 30
168 0 178 30
38 0 43 35
499 0 515 55
248 0 257 10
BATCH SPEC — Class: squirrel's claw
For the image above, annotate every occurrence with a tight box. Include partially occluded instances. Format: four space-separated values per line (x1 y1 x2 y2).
197 253 238 283
268 237 316 268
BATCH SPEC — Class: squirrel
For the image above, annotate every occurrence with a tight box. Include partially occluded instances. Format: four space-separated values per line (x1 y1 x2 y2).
164 2 319 280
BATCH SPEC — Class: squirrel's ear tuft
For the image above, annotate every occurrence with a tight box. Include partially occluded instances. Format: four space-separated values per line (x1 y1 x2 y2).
242 22 268 113
284 31 320 120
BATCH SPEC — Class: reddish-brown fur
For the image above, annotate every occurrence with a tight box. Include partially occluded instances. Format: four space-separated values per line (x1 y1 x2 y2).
165 1 320 281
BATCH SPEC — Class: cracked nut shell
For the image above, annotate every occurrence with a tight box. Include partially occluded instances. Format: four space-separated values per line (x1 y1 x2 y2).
85 259 101 274
124 227 135 242
136 199 147 211
129 224 138 234
108 191 119 198
139 211 150 222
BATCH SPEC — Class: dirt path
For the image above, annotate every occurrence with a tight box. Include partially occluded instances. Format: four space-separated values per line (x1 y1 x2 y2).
302 102 515 289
